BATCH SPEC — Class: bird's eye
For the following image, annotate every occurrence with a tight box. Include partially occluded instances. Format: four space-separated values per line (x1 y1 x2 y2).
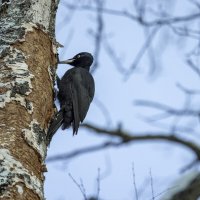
77 55 81 58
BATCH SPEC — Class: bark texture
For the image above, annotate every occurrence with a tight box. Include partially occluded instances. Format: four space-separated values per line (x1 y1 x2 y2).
0 0 59 199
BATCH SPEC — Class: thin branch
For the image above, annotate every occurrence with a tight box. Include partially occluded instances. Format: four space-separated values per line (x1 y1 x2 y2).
149 186 177 200
61 3 200 27
145 29 158 76
90 0 104 73
187 0 200 10
96 168 100 200
150 169 155 200
82 123 200 160
139 115 196 134
168 24 200 40
80 178 87 199
161 171 200 200
93 96 112 126
69 173 88 200
176 83 200 95
134 100 200 116
180 159 199 173
46 141 123 162
187 59 200 78
57 1 78 32
47 123 200 162
102 37 127 74
124 26 160 80
132 163 139 200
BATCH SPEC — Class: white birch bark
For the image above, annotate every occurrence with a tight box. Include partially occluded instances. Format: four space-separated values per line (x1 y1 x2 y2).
0 0 59 199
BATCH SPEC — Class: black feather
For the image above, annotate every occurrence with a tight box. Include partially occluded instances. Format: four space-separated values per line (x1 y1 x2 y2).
46 52 94 144
46 110 63 145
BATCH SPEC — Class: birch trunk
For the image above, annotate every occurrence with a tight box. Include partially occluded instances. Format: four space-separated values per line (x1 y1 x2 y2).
0 0 59 199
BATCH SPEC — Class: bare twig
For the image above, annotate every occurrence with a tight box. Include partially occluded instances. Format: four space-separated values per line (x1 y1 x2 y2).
68 173 88 200
47 123 200 162
102 37 127 74
124 26 160 80
187 59 200 78
168 24 200 39
93 96 112 126
46 141 124 162
61 3 200 27
134 100 200 116
180 159 199 173
132 163 139 200
149 169 155 200
187 0 200 9
80 178 87 198
58 1 78 31
90 0 104 73
138 115 196 134
176 83 200 95
96 168 100 200
149 186 177 200
82 123 200 160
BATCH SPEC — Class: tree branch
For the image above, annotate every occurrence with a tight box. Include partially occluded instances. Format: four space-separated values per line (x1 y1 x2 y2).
134 100 200 116
47 123 200 162
61 3 200 27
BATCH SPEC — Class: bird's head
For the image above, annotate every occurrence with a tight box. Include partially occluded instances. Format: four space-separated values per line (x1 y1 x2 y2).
59 52 93 69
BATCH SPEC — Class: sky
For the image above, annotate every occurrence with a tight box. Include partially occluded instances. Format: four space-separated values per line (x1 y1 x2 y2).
45 0 200 199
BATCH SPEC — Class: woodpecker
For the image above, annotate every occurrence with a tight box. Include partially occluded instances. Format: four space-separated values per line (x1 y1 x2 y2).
47 52 95 145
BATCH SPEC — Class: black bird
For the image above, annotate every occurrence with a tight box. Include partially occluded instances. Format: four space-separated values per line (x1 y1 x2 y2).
47 52 95 144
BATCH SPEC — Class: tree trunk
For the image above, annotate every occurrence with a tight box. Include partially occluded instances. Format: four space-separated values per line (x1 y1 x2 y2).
0 0 58 199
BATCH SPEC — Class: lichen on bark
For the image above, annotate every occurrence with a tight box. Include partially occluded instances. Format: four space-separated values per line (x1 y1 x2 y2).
0 0 59 199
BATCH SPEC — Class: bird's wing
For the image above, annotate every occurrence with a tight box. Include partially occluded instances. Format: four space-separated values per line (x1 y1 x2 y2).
78 71 94 122
88 75 95 101
70 69 94 134
78 74 95 121
70 81 80 135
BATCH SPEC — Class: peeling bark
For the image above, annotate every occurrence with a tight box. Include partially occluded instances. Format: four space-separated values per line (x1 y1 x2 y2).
0 0 59 199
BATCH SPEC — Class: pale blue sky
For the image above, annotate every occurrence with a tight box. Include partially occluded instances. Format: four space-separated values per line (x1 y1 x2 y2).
45 0 200 199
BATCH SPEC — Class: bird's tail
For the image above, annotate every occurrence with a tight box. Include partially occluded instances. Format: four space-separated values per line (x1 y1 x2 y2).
46 110 64 146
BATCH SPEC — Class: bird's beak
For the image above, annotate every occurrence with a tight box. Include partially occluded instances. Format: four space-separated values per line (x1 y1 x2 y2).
58 58 75 64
